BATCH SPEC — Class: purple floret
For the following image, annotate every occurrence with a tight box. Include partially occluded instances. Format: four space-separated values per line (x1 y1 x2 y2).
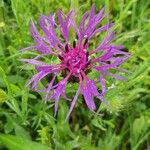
21 4 130 119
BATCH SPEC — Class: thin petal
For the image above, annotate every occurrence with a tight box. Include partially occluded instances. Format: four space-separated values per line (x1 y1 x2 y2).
50 80 67 116
70 11 79 36
95 7 105 22
20 59 47 66
83 77 108 105
104 71 127 81
80 78 97 111
95 32 115 52
96 94 109 105
35 65 52 71
85 7 105 37
31 71 51 89
81 86 96 111
45 74 57 100
79 12 89 39
57 10 72 41
65 86 80 120
39 15 63 48
30 20 53 54
54 95 60 117
89 4 95 23
49 72 72 116
89 23 114 38
26 71 43 87
20 46 37 52
99 74 106 95
94 49 114 62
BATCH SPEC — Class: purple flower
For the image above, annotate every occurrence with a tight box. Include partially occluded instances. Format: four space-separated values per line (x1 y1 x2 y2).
21 5 130 119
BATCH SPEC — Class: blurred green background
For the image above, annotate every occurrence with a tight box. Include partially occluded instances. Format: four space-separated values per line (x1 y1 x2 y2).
0 0 150 150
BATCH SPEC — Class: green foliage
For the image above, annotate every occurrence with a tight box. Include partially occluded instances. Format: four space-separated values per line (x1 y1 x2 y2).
0 133 51 150
0 89 7 103
0 0 150 149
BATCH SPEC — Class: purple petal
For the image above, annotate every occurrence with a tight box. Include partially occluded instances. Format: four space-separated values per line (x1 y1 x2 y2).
57 10 72 42
83 77 108 105
95 7 105 22
115 67 130 73
20 59 48 66
66 86 81 120
35 65 52 71
45 74 57 100
94 49 114 62
30 20 54 54
81 85 96 111
94 64 115 71
111 56 129 65
104 71 127 81
39 16 52 37
70 11 79 36
26 71 43 87
111 45 125 49
31 71 51 89
89 23 114 38
94 55 129 71
87 7 105 30
80 77 97 111
54 96 60 117
99 74 106 95
95 32 115 52
87 79 108 105
88 4 95 24
85 7 105 37
79 12 89 39
20 46 37 52
102 32 115 45
86 79 98 95
96 94 108 105
39 15 63 48
49 73 71 116
50 80 67 116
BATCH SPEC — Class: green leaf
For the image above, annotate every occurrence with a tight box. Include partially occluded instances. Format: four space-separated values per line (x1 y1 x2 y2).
70 0 79 10
0 134 51 150
10 84 22 95
133 116 146 139
91 118 106 131
0 88 7 103
14 124 31 140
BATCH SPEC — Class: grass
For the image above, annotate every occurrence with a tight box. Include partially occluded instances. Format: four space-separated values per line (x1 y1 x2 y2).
0 0 150 150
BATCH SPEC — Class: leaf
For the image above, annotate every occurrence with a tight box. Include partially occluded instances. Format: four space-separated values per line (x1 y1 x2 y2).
129 58 150 80
10 84 22 95
0 66 11 93
14 124 31 140
0 88 7 103
133 116 146 139
70 0 79 10
0 134 51 150
91 118 106 131
4 116 14 134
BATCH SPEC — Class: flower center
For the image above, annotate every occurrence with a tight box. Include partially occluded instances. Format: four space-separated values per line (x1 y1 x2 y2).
61 45 89 75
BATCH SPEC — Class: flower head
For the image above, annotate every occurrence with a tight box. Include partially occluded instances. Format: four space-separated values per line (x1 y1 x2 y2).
21 5 130 119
